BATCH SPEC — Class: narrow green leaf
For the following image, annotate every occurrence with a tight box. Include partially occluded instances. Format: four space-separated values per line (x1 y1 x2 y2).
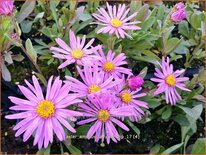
165 38 182 55
65 144 82 154
150 144 161 154
17 0 35 23
35 73 47 87
50 0 60 25
141 17 156 31
25 39 37 64
126 120 140 136
162 105 172 120
161 143 184 154
178 21 189 38
191 138 205 154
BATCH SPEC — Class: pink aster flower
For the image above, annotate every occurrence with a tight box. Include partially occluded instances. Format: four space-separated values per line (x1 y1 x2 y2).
65 65 120 98
170 2 186 23
50 30 100 69
0 0 14 15
95 47 132 80
77 93 133 144
92 2 141 39
151 57 191 105
5 76 82 150
113 77 148 122
127 75 144 90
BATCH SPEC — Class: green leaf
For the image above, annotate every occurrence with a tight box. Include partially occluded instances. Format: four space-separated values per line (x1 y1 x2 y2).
2 61 11 82
165 38 182 55
36 144 51 154
35 72 47 87
141 17 156 31
75 124 90 136
191 138 205 154
140 67 148 78
157 5 165 20
130 1 142 14
34 12 45 22
126 120 140 137
177 105 202 120
162 105 172 120
75 19 93 33
161 143 184 154
131 56 158 65
150 144 160 154
181 104 203 142
25 39 37 64
178 21 189 38
17 0 35 23
190 13 202 29
50 0 60 25
20 20 33 33
64 144 82 154
135 4 149 21
172 114 190 126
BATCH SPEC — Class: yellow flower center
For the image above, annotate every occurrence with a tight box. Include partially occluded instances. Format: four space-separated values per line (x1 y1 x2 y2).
36 100 55 119
71 49 83 59
165 74 176 86
110 18 123 27
98 110 110 122
88 85 101 94
103 61 115 72
121 92 132 103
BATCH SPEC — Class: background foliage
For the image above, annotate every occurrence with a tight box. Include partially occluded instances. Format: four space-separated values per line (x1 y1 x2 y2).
1 0 205 154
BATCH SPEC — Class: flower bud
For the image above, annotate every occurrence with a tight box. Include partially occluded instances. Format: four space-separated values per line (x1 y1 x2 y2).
170 2 186 23
170 9 186 23
127 76 144 90
174 2 185 10
0 0 14 15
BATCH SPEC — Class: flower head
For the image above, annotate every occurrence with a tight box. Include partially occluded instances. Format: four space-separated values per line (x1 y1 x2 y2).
96 47 132 80
113 77 148 122
65 65 120 98
5 76 82 149
92 2 141 39
127 75 144 90
0 0 14 15
77 93 133 144
170 2 186 23
50 30 100 69
151 57 191 105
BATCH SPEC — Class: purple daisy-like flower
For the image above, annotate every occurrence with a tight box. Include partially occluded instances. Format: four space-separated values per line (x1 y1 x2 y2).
151 57 191 105
92 2 141 39
113 77 148 122
77 93 133 144
0 0 14 15
50 30 100 69
5 76 82 149
95 47 132 80
65 65 120 98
